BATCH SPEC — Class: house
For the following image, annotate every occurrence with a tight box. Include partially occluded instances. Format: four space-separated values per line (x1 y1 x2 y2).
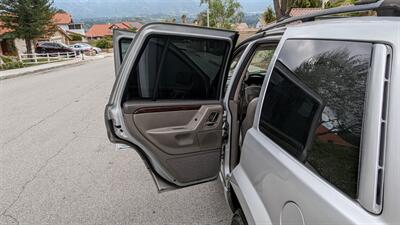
86 22 143 40
53 12 85 35
0 23 13 55
34 12 87 45
1 12 83 56
37 26 72 45
233 23 258 43
0 22 32 56
256 7 324 30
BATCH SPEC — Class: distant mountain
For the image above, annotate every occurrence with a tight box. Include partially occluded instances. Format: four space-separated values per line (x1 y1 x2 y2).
54 0 273 19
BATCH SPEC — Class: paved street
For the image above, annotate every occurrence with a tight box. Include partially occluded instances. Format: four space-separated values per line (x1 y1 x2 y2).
0 57 232 225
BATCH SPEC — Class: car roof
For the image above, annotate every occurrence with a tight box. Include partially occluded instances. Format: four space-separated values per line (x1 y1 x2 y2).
282 16 400 43
240 16 399 48
292 16 400 26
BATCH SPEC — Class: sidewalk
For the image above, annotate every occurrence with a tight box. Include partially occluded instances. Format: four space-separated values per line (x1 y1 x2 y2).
0 53 112 80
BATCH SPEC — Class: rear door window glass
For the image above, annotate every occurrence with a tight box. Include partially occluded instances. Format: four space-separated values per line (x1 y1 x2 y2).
119 38 133 62
259 39 373 198
123 35 230 101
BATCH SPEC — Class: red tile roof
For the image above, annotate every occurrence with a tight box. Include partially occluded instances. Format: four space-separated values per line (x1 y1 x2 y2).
127 21 143 30
0 22 12 36
316 125 354 147
289 8 323 17
86 24 113 38
86 22 143 38
113 22 131 30
53 12 73 25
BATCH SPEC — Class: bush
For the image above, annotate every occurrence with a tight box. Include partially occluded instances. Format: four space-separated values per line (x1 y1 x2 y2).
70 33 83 41
0 61 24 70
0 55 13 63
95 38 113 49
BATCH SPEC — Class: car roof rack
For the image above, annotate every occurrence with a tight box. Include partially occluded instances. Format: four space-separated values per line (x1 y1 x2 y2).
258 0 399 33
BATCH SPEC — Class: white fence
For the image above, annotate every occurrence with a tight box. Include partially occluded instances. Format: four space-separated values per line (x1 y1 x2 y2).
19 52 78 64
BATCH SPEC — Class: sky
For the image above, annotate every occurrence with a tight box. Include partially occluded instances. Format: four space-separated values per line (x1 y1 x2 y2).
54 0 274 19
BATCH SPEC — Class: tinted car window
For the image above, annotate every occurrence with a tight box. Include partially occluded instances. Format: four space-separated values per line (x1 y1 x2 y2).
260 62 322 159
119 38 133 63
124 36 229 101
259 39 372 198
228 49 245 77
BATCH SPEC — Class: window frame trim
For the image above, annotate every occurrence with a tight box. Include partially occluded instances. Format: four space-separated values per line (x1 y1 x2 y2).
358 44 392 214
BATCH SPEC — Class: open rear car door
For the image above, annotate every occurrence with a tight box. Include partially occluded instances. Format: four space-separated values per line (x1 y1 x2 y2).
105 23 238 191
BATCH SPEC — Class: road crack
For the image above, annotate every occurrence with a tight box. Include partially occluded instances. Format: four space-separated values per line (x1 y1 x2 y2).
2 213 19 225
0 135 78 220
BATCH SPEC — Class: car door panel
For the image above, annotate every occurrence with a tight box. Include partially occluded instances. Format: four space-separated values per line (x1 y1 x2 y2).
106 23 238 189
122 105 223 184
129 105 223 155
122 100 223 183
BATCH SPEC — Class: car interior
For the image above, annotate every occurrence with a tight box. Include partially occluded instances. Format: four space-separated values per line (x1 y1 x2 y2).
227 43 277 169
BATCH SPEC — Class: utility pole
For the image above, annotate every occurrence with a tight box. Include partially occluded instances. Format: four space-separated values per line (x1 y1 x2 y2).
207 0 210 27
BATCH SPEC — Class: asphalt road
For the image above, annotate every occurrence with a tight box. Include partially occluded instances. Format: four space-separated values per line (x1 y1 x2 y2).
0 57 232 225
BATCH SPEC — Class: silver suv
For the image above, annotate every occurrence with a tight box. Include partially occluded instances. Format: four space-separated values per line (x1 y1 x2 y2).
105 1 400 224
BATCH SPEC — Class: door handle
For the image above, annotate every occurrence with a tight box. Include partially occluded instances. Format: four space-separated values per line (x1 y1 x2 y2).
207 112 219 123
205 112 219 126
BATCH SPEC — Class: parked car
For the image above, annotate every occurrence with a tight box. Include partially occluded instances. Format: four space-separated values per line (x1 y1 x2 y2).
70 43 102 54
35 41 76 55
69 43 92 53
92 46 102 54
105 1 400 224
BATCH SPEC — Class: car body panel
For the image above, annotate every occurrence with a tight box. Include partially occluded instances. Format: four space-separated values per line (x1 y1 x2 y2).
232 17 400 224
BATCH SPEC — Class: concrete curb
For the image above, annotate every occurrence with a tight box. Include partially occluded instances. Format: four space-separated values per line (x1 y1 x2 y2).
0 54 112 81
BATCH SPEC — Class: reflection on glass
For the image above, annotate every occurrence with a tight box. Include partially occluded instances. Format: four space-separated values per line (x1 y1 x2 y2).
260 39 372 198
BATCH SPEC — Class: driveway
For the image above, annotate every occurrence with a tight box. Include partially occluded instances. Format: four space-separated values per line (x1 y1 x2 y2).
0 57 232 225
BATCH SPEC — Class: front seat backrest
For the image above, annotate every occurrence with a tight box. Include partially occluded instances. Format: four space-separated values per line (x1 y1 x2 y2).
244 86 261 106
241 97 259 141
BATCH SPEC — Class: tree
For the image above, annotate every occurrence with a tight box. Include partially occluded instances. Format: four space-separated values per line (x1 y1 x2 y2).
199 0 243 29
260 6 276 25
273 0 322 20
324 0 371 16
128 27 137 32
163 18 177 23
294 49 370 144
181 14 187 24
70 33 83 41
95 38 112 49
324 0 355 8
195 10 208 26
200 0 211 26
56 8 66 13
0 0 56 54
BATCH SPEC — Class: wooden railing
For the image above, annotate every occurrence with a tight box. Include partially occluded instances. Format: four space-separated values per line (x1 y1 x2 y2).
19 52 78 64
